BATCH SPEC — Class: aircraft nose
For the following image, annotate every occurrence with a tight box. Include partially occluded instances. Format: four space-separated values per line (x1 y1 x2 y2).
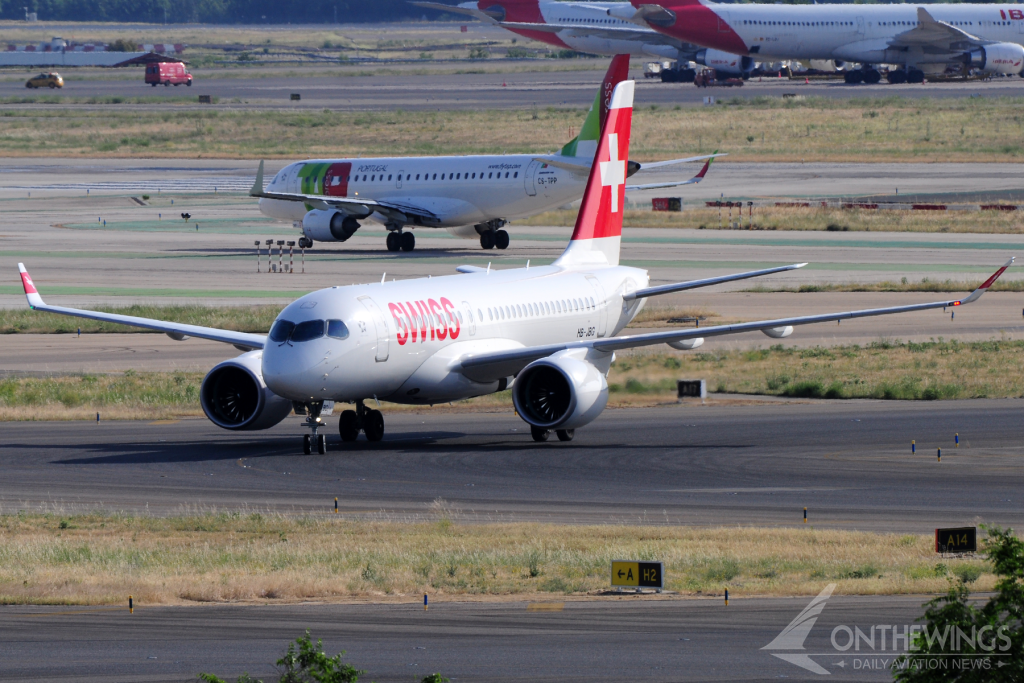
262 343 318 399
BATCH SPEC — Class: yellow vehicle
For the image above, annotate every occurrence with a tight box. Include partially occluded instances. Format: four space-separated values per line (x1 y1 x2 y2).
25 72 63 89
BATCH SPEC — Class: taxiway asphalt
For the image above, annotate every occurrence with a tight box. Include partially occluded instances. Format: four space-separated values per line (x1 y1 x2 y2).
0 595 933 682
2 402 1021 532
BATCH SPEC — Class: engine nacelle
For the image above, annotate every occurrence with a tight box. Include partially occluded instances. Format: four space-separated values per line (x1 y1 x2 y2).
966 43 1024 74
762 326 794 339
668 338 704 350
200 350 293 431
512 352 608 431
696 49 754 75
301 209 361 243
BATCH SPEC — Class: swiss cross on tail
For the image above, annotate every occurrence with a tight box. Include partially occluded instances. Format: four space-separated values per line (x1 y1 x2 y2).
555 80 635 268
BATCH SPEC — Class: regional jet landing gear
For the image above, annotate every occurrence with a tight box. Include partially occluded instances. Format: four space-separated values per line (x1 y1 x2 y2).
476 220 509 250
339 399 385 442
385 225 415 252
530 426 575 442
301 400 328 455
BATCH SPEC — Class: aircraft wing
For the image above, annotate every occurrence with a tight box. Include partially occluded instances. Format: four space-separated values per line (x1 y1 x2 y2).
457 259 1013 383
626 156 718 191
636 152 725 171
539 153 724 183
497 20 688 48
409 1 503 23
249 161 441 226
888 8 984 49
17 263 266 351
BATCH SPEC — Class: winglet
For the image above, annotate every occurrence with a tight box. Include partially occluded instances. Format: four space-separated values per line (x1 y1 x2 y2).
693 152 717 180
249 160 265 197
958 257 1014 305
18 263 44 309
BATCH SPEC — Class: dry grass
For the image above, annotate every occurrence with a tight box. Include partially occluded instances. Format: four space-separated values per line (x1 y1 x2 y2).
3 339 1021 420
0 510 997 605
4 96 1024 161
0 304 281 335
521 205 1024 234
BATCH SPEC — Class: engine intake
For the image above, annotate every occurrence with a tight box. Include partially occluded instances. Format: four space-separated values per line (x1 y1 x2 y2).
966 43 1024 75
200 350 293 430
512 352 608 430
302 209 362 243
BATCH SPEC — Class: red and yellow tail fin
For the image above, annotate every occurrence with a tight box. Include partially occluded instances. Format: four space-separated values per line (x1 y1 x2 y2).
554 80 634 268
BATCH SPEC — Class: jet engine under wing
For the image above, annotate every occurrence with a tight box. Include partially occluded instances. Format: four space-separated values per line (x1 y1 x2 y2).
18 264 265 350
249 161 441 226
457 259 1013 383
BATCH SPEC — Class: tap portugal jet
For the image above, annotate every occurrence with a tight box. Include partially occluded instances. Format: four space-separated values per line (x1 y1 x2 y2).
254 55 720 253
622 0 1024 84
18 81 1013 453
412 0 754 78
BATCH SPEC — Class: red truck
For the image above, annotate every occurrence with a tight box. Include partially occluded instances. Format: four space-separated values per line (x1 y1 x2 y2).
145 62 192 87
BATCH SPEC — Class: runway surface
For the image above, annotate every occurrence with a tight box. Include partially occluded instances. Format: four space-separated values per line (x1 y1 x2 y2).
3 401 1022 532
0 595 935 682
1 61 1021 111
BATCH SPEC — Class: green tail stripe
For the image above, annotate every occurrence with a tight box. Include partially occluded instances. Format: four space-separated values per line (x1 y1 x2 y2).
560 88 602 157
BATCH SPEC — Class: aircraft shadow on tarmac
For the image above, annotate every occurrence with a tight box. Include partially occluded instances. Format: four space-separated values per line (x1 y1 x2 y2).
41 430 753 466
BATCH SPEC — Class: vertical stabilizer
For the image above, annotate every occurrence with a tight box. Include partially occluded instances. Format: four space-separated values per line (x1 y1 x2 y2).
560 54 630 159
554 80 634 269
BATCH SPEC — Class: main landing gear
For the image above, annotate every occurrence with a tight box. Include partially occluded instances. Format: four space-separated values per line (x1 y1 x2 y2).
530 426 575 442
339 399 385 442
480 229 509 250
385 226 416 252
301 401 329 454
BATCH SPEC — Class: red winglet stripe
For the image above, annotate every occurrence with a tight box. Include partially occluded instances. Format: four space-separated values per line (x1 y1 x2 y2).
978 266 1007 290
694 160 711 179
21 272 37 294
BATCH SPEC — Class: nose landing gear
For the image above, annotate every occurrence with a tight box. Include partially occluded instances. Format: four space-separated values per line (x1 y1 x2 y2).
339 400 385 443
301 400 329 454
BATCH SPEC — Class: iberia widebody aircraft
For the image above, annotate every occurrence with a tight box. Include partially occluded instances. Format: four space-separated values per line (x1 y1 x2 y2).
621 0 1024 83
253 55 719 253
19 80 1013 454
413 0 754 77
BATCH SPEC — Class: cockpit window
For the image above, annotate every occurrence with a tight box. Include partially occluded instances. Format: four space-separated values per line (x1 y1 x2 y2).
269 320 295 343
290 320 326 343
327 320 350 340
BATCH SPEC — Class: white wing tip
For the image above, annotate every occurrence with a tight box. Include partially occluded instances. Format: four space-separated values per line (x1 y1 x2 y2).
795 263 808 269
18 262 27 273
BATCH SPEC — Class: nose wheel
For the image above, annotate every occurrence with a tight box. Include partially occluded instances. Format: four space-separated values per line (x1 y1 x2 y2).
339 400 385 443
301 401 329 454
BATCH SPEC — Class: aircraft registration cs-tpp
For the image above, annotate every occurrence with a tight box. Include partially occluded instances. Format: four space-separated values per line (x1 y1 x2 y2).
412 0 754 78
619 0 1024 84
253 55 719 253
18 81 1014 454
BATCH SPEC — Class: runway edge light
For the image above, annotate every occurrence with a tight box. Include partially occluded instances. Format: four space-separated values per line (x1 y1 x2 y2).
129 595 133 614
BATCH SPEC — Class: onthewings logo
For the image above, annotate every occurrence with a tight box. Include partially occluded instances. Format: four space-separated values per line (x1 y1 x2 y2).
762 583 836 675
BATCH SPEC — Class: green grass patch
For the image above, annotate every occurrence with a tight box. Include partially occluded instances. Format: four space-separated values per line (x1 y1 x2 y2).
0 304 280 334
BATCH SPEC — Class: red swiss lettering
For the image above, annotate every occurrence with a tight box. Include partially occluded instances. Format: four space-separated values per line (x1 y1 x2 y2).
417 301 433 341
441 298 460 339
429 299 447 340
389 303 408 345
403 302 422 342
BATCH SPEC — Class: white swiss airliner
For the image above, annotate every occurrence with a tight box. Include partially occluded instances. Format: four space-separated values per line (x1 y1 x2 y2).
18 81 1013 454
621 0 1024 83
254 55 719 253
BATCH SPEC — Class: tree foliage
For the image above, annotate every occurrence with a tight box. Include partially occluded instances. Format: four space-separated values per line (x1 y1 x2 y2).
198 630 365 683
894 526 1023 682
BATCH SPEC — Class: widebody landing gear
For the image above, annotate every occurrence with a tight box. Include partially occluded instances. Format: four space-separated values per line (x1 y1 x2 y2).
339 400 385 442
386 229 416 252
480 229 509 250
301 401 328 454
298 237 313 249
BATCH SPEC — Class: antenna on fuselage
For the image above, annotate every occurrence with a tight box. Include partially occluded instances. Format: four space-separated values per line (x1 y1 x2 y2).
526 260 530 269
486 262 491 274
381 272 386 284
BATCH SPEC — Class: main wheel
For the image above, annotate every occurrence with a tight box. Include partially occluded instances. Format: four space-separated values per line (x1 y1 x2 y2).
364 409 385 442
400 231 415 252
907 69 925 84
303 434 312 455
863 69 881 84
556 429 575 442
480 231 495 249
495 229 510 250
339 410 360 442
844 70 864 84
531 426 550 442
886 70 907 84
386 231 401 252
